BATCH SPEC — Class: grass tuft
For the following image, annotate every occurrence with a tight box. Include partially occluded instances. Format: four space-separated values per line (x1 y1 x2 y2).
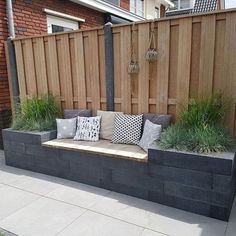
159 94 236 153
11 95 61 131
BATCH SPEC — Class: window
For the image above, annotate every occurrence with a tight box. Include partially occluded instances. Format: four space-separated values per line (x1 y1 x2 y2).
130 0 144 17
170 0 195 10
47 15 79 33
104 0 120 6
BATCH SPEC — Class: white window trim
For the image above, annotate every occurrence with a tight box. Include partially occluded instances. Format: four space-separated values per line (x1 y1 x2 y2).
70 0 144 21
46 15 79 33
43 8 85 22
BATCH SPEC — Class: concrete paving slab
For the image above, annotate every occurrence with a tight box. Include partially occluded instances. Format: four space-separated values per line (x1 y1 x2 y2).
58 210 143 236
0 197 86 236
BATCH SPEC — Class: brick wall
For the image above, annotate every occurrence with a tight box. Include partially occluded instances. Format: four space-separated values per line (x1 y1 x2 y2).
13 0 106 36
0 0 11 149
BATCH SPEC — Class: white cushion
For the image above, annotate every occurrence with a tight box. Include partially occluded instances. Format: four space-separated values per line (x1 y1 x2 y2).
74 116 101 142
97 110 123 140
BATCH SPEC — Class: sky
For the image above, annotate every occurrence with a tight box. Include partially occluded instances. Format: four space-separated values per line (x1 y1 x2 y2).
225 0 236 8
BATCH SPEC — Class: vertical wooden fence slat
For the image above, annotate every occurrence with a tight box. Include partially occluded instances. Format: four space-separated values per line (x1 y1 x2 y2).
57 34 73 109
198 15 216 96
47 36 61 102
156 21 170 114
138 23 150 114
33 37 48 94
73 32 87 109
224 12 236 134
23 39 37 96
14 40 27 98
88 31 101 112
120 26 132 114
176 18 192 116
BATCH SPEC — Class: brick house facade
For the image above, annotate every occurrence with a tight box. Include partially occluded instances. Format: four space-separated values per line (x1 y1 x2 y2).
0 0 131 148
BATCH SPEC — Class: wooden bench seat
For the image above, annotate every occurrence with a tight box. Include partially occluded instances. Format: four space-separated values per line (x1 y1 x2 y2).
43 139 148 162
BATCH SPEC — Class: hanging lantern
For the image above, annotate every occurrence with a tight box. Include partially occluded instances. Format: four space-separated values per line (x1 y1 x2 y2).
146 22 158 62
128 23 139 74
128 61 139 74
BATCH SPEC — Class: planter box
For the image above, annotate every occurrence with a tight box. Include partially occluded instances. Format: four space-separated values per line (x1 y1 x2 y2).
149 148 236 221
2 128 236 221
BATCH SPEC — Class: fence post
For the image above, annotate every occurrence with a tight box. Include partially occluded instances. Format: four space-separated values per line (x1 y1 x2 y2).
104 22 114 111
6 37 19 114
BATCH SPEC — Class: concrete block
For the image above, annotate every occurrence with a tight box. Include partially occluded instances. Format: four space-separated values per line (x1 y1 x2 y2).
149 164 212 189
149 148 234 175
2 129 56 145
112 169 164 193
164 182 211 204
25 144 59 158
148 190 211 216
3 141 25 153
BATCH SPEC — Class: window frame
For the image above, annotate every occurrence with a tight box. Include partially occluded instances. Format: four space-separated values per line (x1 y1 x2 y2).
130 0 144 17
170 0 195 11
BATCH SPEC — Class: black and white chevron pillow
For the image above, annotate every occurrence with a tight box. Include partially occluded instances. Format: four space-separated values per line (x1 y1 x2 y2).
111 114 143 145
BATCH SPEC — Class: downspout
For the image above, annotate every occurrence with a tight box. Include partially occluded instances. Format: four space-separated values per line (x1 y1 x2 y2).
6 0 15 38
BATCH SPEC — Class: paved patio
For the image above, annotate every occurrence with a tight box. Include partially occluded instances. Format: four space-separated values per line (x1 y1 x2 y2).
0 150 235 236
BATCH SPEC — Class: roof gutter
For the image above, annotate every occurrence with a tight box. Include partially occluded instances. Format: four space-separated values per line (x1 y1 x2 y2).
70 0 145 21
6 0 15 38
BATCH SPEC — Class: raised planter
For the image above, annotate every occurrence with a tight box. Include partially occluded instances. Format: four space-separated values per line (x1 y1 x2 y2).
2 128 236 221
148 148 236 221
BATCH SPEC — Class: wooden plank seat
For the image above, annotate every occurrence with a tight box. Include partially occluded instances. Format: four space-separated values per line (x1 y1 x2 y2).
43 139 148 162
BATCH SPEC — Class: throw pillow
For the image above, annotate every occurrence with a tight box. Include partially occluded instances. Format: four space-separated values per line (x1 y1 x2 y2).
74 116 101 142
64 109 92 119
56 118 77 139
143 113 172 129
139 119 162 152
111 114 143 145
97 110 123 140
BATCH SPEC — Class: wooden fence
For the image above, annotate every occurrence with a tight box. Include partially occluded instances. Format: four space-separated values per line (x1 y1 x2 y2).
8 9 236 135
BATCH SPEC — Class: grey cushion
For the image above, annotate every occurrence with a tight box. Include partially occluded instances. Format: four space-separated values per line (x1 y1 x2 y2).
111 114 143 145
143 113 172 129
139 120 162 152
64 109 92 119
56 118 77 139
74 116 101 142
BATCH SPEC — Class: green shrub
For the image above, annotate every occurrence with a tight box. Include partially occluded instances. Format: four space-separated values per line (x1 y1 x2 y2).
159 94 236 153
179 93 231 127
12 95 61 131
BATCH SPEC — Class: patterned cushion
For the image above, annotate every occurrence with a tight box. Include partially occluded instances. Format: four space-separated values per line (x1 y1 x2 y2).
139 120 162 152
111 114 143 145
74 116 101 142
56 118 77 139
64 109 92 119
97 110 123 140
143 113 171 129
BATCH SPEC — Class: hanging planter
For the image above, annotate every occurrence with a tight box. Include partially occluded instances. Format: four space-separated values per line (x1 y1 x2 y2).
146 22 158 62
128 61 139 74
128 23 139 74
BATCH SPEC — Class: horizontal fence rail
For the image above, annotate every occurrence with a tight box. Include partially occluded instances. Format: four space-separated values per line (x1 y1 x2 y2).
8 9 236 135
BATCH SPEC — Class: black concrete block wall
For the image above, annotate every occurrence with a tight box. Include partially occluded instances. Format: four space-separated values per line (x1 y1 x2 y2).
2 129 236 221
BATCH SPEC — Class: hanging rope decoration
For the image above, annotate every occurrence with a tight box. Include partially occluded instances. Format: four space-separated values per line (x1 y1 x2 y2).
146 22 158 61
128 23 139 74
